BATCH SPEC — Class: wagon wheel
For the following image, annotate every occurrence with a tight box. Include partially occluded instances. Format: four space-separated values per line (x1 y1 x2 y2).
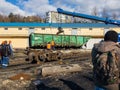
56 51 63 60
38 54 46 62
28 52 37 63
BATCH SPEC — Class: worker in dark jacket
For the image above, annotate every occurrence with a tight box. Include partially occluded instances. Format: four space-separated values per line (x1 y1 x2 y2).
91 30 120 90
0 41 5 66
1 40 13 68
0 42 2 65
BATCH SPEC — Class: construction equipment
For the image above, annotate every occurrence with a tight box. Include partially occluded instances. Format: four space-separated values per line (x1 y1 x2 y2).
57 8 120 44
56 27 64 35
57 8 120 26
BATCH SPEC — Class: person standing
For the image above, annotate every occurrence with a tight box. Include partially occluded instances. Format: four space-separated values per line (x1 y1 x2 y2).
0 41 5 65
47 42 51 50
0 42 3 65
91 30 120 90
51 40 55 50
8 40 13 56
1 40 12 68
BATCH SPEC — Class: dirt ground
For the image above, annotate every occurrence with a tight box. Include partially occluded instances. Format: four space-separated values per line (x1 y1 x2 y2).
0 49 95 90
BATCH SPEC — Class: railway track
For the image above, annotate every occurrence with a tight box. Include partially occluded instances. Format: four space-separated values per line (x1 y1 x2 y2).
27 49 91 63
0 54 91 73
0 49 91 74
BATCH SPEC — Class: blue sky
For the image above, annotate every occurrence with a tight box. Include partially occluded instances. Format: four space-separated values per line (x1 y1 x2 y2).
6 0 17 4
0 0 120 18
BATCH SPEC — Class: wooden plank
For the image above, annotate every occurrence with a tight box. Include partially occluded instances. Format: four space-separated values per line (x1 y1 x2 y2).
42 64 82 77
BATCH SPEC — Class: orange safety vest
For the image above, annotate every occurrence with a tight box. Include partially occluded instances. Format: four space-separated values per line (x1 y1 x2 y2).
47 43 51 49
51 41 55 46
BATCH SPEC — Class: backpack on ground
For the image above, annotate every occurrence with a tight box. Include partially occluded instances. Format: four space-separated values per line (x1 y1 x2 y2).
93 49 119 85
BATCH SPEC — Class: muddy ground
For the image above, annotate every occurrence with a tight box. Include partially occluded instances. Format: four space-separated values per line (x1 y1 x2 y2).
0 49 95 90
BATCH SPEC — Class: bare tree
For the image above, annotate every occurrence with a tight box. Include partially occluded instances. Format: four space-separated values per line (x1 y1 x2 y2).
91 7 98 16
3 16 10 22
102 8 108 18
0 12 44 22
112 13 118 20
91 7 99 23
8 13 15 22
0 14 3 22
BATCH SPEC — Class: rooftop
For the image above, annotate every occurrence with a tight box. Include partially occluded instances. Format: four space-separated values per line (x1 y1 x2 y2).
0 22 118 28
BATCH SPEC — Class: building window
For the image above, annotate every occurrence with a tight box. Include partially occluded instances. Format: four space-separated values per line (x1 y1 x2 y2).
41 27 45 30
89 28 92 30
18 27 22 30
72 28 78 29
71 28 78 35
4 27 8 30
29 27 34 29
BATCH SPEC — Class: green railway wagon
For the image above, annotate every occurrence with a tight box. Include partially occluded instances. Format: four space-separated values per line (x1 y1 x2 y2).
61 35 70 47
76 36 84 47
44 34 53 44
29 33 44 47
53 35 62 47
29 33 90 48
70 35 77 47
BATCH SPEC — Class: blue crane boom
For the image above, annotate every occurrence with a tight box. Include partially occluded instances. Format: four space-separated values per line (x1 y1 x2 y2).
57 8 120 26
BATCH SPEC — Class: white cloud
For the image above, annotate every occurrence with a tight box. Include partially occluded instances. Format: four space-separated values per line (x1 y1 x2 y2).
20 0 56 17
0 0 32 16
0 0 120 18
51 0 120 15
